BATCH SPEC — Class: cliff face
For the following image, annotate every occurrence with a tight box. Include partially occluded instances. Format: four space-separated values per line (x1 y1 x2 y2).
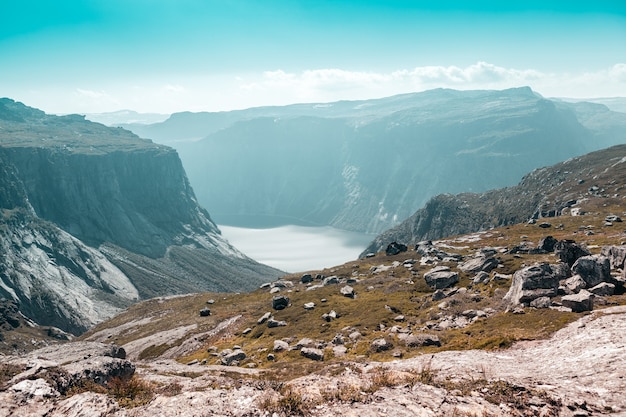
0 98 281 334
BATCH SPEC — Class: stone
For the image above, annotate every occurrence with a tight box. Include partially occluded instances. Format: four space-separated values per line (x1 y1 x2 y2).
530 297 552 309
242 328 252 335
323 276 339 286
564 275 587 293
269 287 280 294
424 267 459 289
605 215 623 223
562 290 594 312
300 347 324 361
273 340 289 352
472 271 490 284
272 295 289 310
538 235 558 252
199 308 211 317
370 338 393 352
600 245 626 269
303 302 316 310
589 282 615 296
300 274 314 283
572 255 611 288
267 353 276 361
10 378 58 398
458 256 498 273
331 334 345 345
206 299 215 304
349 331 362 340
322 310 339 322
340 285 355 298
267 318 287 328
332 345 348 357
394 315 405 322
271 280 294 289
386 241 408 256
257 312 271 324
221 349 246 366
432 289 446 301
403 334 441 348
555 240 591 266
503 263 563 306
539 222 552 228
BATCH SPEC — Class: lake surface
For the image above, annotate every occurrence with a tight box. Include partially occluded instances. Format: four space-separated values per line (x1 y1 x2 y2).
218 225 375 273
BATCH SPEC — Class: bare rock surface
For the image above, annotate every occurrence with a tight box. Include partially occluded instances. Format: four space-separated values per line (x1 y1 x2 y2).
1 307 625 416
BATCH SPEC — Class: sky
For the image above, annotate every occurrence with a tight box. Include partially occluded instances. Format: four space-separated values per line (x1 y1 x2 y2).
1 0 625 114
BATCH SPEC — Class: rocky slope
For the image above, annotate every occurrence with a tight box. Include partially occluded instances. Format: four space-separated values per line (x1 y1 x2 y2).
125 87 626 233
0 98 281 336
363 143 626 255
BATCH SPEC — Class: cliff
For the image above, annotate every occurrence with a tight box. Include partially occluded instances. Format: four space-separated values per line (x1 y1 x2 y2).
0 98 281 334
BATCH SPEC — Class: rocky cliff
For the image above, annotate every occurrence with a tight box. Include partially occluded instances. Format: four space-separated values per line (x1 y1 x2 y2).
125 87 626 233
0 98 281 334
363 143 626 255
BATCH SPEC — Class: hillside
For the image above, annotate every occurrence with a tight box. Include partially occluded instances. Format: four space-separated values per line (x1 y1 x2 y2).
0 98 281 336
125 87 626 234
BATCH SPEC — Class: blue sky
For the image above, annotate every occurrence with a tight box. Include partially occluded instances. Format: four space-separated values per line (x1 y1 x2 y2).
1 0 625 113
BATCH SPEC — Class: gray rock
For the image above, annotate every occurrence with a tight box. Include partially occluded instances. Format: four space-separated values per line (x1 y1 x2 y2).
323 276 339 285
199 308 211 317
331 334 344 345
300 347 324 361
562 290 594 312
332 345 347 357
386 242 408 256
257 312 271 324
530 296 552 309
273 340 289 352
600 245 626 269
589 282 615 296
424 266 459 289
272 295 290 310
301 274 313 284
271 280 294 289
555 240 591 266
432 289 446 300
269 287 281 294
403 334 441 348
564 275 587 293
267 318 287 328
503 263 563 306
349 331 362 340
472 271 490 284
221 349 246 366
242 328 252 335
295 338 316 350
303 302 316 310
340 285 355 298
538 235 558 252
572 255 611 288
458 256 498 273
370 338 393 352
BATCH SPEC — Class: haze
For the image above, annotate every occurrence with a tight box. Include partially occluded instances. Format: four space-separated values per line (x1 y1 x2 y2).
1 1 625 115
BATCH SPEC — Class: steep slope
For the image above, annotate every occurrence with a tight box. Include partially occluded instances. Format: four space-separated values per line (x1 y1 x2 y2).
0 98 281 334
363 143 626 255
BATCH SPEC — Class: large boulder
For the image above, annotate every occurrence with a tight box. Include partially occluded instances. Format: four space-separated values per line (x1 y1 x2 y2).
600 245 626 270
424 266 459 289
561 290 594 312
386 242 408 256
370 338 393 353
221 349 246 366
402 333 441 348
538 236 558 253
458 256 499 274
272 295 290 310
300 347 324 361
503 263 563 306
555 240 591 266
571 255 611 288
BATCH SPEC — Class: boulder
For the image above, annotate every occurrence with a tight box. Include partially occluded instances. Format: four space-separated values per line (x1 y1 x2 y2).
555 240 591 266
424 266 459 289
303 302 316 310
221 349 246 366
403 334 441 348
600 245 626 270
199 308 211 317
538 235 558 253
561 290 594 312
589 282 615 296
267 318 287 328
530 297 552 309
472 271 490 284
564 275 587 293
323 276 339 286
273 340 289 352
340 285 355 298
257 312 272 324
386 242 408 256
300 347 324 361
272 295 290 310
300 274 314 284
370 338 393 352
459 256 498 274
503 263 563 306
572 255 611 288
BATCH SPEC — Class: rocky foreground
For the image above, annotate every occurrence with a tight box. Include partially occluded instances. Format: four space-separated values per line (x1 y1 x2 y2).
1 304 624 417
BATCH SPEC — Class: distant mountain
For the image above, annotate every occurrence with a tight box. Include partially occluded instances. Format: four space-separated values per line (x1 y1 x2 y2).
556 97 626 114
0 98 281 334
362 143 626 255
125 87 626 234
84 110 169 126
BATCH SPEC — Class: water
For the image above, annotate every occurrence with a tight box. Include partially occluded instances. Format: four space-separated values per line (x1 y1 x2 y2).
218 225 374 273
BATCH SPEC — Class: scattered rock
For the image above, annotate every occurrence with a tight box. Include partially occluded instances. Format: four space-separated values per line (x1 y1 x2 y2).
572 255 611 288
561 290 594 312
424 266 459 289
257 312 272 324
394 315 405 322
242 328 252 335
331 334 344 345
600 245 626 270
199 308 211 317
206 299 215 304
272 295 290 310
303 302 316 310
555 240 591 266
300 274 313 284
370 338 393 352
503 263 563 306
340 285 355 298
458 256 498 273
589 282 615 296
403 333 441 348
221 349 246 366
564 275 587 293
323 276 339 286
385 241 408 256
267 318 287 328
538 235 558 252
530 297 552 309
322 310 339 322
273 340 289 352
300 347 324 361
472 271 490 284
539 222 552 228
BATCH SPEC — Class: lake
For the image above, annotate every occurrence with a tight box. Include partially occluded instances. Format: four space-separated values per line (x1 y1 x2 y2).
218 225 375 273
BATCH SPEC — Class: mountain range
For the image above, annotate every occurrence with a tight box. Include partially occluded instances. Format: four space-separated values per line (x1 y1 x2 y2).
123 87 626 233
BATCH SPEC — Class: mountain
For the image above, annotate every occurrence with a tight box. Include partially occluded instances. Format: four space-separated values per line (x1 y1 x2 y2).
84 110 169 126
124 87 624 234
0 98 281 334
363 143 626 255
557 96 626 114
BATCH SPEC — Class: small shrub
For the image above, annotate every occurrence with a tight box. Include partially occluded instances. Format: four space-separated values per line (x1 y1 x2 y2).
258 385 316 416
107 375 154 408
0 363 23 387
